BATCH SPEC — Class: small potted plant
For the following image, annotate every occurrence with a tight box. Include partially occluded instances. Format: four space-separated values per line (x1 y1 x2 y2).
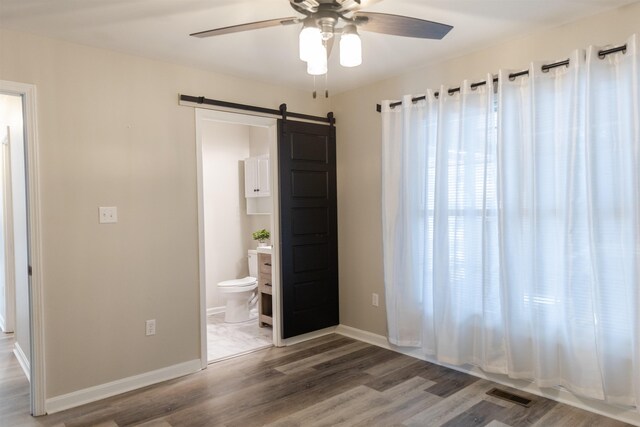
252 229 270 248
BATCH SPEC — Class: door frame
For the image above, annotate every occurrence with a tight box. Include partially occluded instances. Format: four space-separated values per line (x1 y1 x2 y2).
0 80 46 416
195 108 283 368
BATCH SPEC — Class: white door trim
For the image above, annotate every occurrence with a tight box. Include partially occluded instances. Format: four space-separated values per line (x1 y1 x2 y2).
0 80 46 416
194 108 282 368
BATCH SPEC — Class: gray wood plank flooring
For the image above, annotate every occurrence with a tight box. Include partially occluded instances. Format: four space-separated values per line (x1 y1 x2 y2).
0 333 633 427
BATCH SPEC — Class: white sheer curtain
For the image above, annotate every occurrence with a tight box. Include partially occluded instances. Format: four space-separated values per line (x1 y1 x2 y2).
381 34 639 406
500 50 602 399
430 77 504 370
583 36 639 406
382 92 435 346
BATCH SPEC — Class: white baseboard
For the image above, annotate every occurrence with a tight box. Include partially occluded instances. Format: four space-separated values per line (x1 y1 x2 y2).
335 324 640 427
0 313 5 332
335 325 388 347
206 306 225 316
13 342 30 381
282 326 338 347
46 359 202 414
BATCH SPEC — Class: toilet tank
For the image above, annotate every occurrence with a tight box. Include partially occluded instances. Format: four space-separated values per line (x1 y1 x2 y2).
248 249 258 278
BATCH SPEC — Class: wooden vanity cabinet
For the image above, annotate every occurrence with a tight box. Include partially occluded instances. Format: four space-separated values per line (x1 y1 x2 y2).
257 252 273 327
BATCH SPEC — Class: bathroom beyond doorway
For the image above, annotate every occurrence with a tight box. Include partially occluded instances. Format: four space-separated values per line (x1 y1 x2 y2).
195 108 281 365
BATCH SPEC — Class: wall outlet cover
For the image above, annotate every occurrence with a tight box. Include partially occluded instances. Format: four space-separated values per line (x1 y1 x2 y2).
99 206 118 224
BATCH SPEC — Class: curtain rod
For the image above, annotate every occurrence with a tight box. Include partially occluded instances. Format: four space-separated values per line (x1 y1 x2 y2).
180 95 336 125
375 44 627 113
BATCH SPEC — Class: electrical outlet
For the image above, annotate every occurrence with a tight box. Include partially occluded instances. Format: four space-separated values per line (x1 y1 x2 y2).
99 206 118 224
372 293 379 307
145 319 156 336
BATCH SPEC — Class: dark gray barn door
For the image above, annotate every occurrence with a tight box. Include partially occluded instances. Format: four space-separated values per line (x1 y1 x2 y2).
278 119 338 339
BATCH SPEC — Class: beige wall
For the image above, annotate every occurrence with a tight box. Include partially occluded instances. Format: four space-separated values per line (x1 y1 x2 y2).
249 126 270 157
0 28 328 398
332 2 640 336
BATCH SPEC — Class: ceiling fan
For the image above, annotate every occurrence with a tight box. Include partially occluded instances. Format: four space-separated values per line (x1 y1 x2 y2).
191 0 453 95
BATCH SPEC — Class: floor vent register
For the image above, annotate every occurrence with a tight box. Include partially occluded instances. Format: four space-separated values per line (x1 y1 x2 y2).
486 388 533 407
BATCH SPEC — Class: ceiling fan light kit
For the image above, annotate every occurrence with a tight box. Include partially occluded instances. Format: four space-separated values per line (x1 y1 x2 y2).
299 22 323 61
299 20 361 74
190 0 453 90
307 43 328 75
339 24 362 67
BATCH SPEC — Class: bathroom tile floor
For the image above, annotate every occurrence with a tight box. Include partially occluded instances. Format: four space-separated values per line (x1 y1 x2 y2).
207 312 272 362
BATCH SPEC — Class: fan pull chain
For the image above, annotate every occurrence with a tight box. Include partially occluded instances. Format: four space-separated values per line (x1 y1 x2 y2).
325 73 329 98
313 75 317 99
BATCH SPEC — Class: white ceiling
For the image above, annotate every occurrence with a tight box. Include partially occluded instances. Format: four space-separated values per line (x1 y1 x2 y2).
0 0 636 94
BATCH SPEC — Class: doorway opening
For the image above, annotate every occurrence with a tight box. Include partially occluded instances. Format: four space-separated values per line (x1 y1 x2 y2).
0 80 45 416
0 93 23 338
195 108 282 366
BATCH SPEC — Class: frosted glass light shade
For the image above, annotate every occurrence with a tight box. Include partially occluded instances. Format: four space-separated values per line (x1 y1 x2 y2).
299 25 322 62
307 44 327 75
340 30 362 67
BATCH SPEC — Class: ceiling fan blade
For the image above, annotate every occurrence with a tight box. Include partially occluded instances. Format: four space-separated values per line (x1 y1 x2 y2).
354 12 452 39
190 17 299 38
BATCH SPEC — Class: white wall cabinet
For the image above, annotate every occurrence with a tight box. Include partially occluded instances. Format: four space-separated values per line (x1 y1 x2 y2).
245 156 272 215
244 157 270 198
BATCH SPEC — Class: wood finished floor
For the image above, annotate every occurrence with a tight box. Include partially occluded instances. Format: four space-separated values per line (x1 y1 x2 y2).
0 333 633 427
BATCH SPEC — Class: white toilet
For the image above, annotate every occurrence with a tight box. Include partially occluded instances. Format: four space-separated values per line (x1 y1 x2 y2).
217 249 258 323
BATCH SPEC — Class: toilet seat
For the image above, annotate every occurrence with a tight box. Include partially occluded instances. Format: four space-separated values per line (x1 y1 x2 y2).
218 276 256 287
217 276 257 293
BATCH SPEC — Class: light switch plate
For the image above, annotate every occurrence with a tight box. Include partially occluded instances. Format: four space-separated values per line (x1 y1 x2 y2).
145 319 156 336
372 293 379 307
99 206 118 224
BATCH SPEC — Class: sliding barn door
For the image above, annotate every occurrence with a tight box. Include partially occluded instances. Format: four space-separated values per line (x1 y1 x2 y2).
278 119 338 339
